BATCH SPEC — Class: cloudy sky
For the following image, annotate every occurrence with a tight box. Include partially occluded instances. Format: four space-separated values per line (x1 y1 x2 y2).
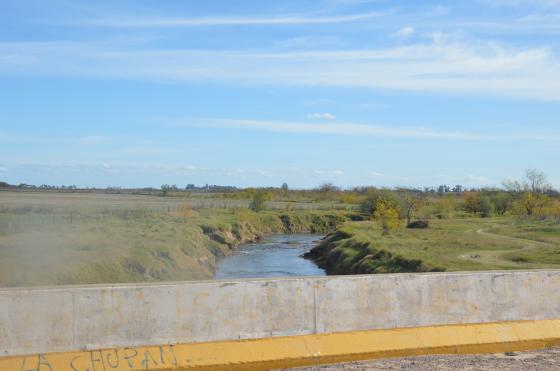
1 0 559 188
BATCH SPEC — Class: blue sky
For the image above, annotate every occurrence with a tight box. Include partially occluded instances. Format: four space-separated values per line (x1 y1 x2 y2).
1 0 559 189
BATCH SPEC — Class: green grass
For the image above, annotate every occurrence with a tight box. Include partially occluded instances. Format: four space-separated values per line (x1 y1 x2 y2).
306 217 560 274
0 191 350 287
4 190 560 286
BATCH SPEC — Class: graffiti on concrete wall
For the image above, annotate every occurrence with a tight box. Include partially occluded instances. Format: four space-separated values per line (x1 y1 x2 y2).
7 344 178 371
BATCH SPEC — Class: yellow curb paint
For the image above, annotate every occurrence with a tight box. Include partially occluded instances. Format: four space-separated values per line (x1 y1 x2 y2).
2 319 560 371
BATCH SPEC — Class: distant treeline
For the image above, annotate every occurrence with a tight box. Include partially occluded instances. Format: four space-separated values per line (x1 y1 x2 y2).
2 169 558 206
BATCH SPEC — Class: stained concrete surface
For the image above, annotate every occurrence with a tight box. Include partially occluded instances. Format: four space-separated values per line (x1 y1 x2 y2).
2 270 560 357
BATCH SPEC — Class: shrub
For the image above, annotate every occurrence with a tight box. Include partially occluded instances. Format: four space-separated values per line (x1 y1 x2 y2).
373 199 402 234
435 196 455 219
360 189 403 218
249 192 268 212
463 192 480 213
478 196 494 218
491 192 512 215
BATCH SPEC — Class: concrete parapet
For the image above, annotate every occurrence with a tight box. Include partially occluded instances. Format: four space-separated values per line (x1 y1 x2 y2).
1 270 560 369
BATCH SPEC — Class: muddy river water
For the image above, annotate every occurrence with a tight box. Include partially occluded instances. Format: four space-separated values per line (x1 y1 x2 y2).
214 234 326 279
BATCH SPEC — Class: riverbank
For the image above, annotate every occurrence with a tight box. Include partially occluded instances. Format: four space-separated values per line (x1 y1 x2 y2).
304 217 560 275
0 191 351 287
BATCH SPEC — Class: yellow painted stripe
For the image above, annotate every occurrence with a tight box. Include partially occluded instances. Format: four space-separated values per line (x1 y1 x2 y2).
3 319 560 371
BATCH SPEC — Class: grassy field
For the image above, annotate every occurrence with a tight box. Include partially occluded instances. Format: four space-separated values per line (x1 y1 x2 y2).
0 191 355 211
0 191 350 287
306 217 560 274
3 189 560 287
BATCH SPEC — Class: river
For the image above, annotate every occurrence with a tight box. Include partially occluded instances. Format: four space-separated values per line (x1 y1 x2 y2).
214 234 326 279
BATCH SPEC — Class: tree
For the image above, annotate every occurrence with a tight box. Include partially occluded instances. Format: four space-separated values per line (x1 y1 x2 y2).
504 169 550 194
436 195 455 219
249 192 268 212
544 200 560 221
161 184 171 197
437 185 450 194
360 189 402 217
526 169 549 194
281 183 289 191
491 192 512 215
398 190 425 226
504 169 552 217
463 192 480 214
478 196 494 218
318 183 340 193
517 192 548 217
373 198 402 235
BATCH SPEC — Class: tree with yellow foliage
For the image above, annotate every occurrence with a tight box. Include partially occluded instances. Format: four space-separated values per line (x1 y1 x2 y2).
435 195 455 219
463 192 480 214
517 192 548 217
505 169 551 218
373 198 403 235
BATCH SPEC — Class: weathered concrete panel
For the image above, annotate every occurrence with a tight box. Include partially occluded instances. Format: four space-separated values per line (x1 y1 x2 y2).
314 271 560 334
314 275 400 333
0 279 316 356
0 288 74 357
1 270 560 357
70 279 314 352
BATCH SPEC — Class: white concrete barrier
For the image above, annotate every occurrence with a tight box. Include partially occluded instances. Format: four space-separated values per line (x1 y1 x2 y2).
2 270 560 359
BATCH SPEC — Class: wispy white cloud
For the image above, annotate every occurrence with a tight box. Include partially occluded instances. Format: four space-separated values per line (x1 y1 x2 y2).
86 12 383 28
396 26 415 37
164 117 560 142
1 37 559 101
306 112 336 120
483 0 560 8
169 118 482 140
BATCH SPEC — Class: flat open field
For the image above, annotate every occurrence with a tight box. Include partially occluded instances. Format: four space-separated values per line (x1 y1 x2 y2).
312 217 560 274
307 217 560 274
0 191 348 287
0 190 354 211
2 190 560 287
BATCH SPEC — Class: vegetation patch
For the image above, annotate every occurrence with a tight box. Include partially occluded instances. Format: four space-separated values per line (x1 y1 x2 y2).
305 229 443 274
0 192 352 287
305 218 560 275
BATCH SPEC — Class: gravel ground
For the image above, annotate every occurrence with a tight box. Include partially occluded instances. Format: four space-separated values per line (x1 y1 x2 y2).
280 348 560 370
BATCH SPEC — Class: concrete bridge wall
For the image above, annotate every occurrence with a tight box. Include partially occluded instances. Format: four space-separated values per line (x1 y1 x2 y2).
2 270 560 360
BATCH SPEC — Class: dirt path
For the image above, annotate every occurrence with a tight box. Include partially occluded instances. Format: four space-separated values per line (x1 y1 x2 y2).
475 227 551 248
457 225 554 267
281 348 560 370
